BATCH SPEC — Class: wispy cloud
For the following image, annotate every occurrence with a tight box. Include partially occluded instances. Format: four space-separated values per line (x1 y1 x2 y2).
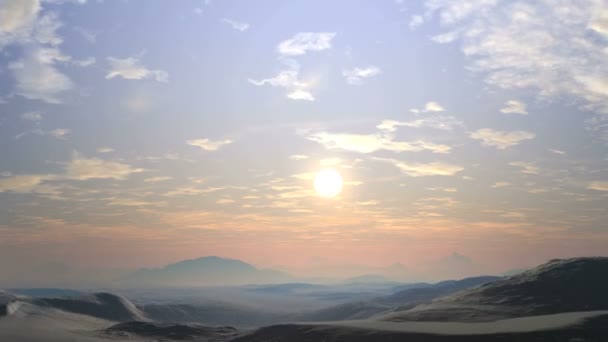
47 128 70 139
410 101 446 113
9 47 73 103
106 56 168 82
588 181 608 191
277 32 336 56
249 59 314 101
425 0 608 136
288 154 309 160
375 158 464 177
65 153 144 180
187 138 233 151
470 128 535 149
377 116 463 132
308 132 451 154
501 100 528 115
221 18 250 32
143 176 173 183
509 161 540 174
21 111 42 121
343 66 381 85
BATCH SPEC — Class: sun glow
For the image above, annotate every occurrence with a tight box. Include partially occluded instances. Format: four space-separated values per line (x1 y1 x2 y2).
314 168 343 198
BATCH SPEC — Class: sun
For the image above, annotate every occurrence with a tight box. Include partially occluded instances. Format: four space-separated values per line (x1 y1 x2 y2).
314 169 343 198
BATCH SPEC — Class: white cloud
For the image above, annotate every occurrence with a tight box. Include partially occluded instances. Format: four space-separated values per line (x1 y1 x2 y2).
470 128 535 149
409 15 424 29
375 158 464 177
501 100 528 115
277 32 336 56
509 161 540 174
0 0 40 35
343 66 381 85
288 154 309 160
187 138 232 151
97 147 114 153
21 111 42 121
73 56 95 67
144 176 173 183
9 47 73 103
491 181 511 188
48 128 70 139
410 101 446 113
423 101 445 112
65 153 144 180
588 181 608 191
548 148 566 155
287 89 314 101
425 0 608 136
308 132 451 154
106 56 168 82
221 18 250 32
249 59 314 101
377 116 463 132
0 174 50 193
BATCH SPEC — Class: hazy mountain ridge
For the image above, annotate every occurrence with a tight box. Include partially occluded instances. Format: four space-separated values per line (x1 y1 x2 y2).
122 256 294 286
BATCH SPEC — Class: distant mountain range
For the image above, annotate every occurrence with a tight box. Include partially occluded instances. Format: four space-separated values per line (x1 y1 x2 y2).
121 256 294 286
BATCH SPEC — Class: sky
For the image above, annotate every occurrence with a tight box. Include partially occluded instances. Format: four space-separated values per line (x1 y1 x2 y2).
0 0 607 286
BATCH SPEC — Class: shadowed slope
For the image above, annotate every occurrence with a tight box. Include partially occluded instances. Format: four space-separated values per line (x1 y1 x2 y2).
384 257 608 322
32 292 146 322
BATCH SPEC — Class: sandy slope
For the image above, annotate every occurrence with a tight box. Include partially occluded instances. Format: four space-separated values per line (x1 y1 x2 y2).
0 302 132 342
314 310 608 335
236 311 608 341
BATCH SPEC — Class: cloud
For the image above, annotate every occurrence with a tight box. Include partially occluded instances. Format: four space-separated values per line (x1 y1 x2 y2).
21 111 42 121
343 66 381 85
308 132 451 154
425 0 608 136
143 176 173 183
187 138 232 151
377 116 463 132
549 148 566 155
277 32 336 56
9 47 73 103
509 161 540 174
288 154 309 160
249 59 314 101
97 147 114 153
0 174 50 193
409 15 424 29
588 181 608 191
491 181 511 188
73 56 95 67
47 128 70 139
65 153 143 180
0 0 40 35
375 158 464 177
501 100 528 115
470 128 535 149
409 101 446 113
106 56 168 82
221 18 249 31
287 89 314 101
423 101 445 112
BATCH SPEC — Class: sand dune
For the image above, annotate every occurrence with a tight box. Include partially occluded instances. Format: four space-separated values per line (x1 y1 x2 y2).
383 257 608 322
32 292 147 322
235 311 608 341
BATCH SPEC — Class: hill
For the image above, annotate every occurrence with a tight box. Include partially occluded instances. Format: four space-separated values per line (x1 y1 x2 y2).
32 292 147 322
122 256 293 286
383 257 608 322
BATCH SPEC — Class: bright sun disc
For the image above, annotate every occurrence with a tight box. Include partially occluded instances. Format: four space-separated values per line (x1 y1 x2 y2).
314 169 343 198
